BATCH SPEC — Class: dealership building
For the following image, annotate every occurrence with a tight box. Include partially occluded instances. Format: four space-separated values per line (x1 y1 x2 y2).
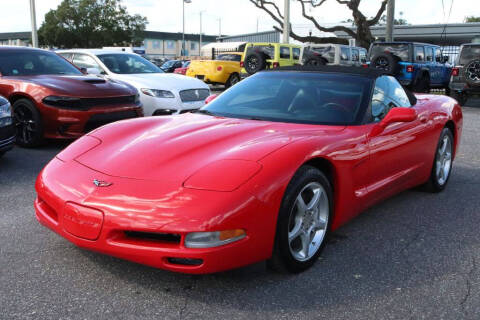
0 31 218 58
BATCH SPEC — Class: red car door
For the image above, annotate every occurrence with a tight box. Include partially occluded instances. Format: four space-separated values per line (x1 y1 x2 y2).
365 76 432 205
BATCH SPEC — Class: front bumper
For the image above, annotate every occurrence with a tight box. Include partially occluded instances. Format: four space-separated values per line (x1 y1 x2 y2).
140 93 206 116
40 103 143 139
34 158 273 274
449 81 480 94
0 123 15 153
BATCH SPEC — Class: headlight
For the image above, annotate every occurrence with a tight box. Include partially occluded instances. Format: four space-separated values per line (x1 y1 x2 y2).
0 101 12 126
184 229 246 248
141 89 175 98
43 96 83 110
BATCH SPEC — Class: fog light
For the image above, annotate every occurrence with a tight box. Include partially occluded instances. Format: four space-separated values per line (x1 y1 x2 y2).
184 229 246 248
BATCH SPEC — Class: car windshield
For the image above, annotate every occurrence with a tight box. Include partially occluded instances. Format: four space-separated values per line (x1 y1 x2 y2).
97 53 163 74
369 43 410 61
201 72 372 125
0 50 82 76
216 54 242 62
459 45 480 65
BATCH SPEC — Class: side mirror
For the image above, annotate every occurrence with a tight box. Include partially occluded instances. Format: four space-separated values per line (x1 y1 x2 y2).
205 94 218 104
80 67 88 74
371 107 417 136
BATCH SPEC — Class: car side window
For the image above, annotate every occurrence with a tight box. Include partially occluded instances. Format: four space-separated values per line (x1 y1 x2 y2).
425 47 434 62
435 48 443 62
292 48 300 60
359 49 367 63
280 46 291 59
371 76 411 122
59 53 73 62
73 54 102 72
351 49 359 62
415 46 425 62
340 47 350 61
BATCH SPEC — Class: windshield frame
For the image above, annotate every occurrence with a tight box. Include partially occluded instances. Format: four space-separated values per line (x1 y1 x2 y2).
97 53 164 74
201 71 374 126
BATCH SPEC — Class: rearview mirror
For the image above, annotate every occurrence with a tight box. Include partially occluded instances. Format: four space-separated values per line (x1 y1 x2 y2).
205 94 218 104
371 107 417 136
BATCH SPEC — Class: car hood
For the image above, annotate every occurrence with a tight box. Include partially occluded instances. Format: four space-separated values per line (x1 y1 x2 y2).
75 113 344 182
109 73 209 91
12 75 136 97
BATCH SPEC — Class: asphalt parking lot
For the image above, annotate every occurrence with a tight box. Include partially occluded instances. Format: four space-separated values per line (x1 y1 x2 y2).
1 99 480 320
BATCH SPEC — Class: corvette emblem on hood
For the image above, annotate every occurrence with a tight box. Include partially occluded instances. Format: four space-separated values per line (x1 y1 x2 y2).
93 179 113 187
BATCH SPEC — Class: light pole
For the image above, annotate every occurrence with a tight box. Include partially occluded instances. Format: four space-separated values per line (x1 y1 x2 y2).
199 11 204 56
182 0 192 56
29 0 38 47
282 0 290 43
386 0 395 42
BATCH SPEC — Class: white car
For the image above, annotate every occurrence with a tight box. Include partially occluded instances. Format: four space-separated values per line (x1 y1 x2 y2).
57 49 210 116
300 44 368 67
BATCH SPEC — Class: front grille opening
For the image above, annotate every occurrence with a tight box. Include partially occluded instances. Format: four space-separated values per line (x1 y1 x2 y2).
124 231 181 244
37 197 58 222
153 109 176 116
84 110 139 132
179 89 210 102
167 257 203 266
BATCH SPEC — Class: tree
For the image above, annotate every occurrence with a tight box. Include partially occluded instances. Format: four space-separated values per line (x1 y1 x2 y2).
465 16 480 23
39 0 147 48
249 0 388 48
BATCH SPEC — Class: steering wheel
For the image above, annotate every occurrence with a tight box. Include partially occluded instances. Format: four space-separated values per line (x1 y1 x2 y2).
321 102 350 115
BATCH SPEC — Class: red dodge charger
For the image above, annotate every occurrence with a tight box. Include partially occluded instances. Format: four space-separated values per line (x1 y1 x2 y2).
0 47 143 147
35 66 463 274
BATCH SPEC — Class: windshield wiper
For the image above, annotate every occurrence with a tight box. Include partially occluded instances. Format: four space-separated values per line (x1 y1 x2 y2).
195 109 218 116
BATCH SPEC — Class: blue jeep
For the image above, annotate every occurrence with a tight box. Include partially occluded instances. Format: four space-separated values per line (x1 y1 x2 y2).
368 42 452 93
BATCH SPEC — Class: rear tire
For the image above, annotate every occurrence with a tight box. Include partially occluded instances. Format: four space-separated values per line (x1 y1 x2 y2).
12 98 44 148
451 91 468 106
267 165 333 273
225 73 240 88
244 52 267 75
304 56 326 66
423 128 454 193
412 73 430 93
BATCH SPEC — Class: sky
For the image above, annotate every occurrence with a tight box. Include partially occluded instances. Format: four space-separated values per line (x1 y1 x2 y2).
0 0 477 37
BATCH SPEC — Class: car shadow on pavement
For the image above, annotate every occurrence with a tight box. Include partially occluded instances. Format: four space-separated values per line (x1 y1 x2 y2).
75 161 480 313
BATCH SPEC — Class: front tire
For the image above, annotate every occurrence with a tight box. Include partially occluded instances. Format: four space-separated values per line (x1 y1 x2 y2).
12 98 44 148
268 166 333 273
424 128 454 192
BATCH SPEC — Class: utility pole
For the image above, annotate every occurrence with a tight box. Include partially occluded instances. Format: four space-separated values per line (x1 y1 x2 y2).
386 0 395 42
256 17 259 33
218 18 221 38
282 0 290 43
29 0 38 47
199 11 203 56
182 0 192 56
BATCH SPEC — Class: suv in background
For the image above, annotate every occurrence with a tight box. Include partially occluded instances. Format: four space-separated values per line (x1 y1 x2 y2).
368 42 451 93
449 43 480 105
241 43 302 76
301 44 367 67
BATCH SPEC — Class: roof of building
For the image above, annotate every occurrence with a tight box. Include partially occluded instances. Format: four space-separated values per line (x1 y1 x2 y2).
143 31 219 42
0 32 31 41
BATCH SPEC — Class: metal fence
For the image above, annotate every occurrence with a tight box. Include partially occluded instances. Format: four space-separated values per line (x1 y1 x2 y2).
211 46 245 60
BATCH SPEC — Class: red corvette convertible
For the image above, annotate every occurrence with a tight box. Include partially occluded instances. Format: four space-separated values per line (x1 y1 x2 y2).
35 66 462 274
0 47 142 147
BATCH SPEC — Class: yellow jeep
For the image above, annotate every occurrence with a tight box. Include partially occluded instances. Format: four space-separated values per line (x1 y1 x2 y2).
186 52 243 88
241 43 302 76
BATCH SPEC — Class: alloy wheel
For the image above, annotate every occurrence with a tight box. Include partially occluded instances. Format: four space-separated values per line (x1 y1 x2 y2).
14 104 37 145
436 134 452 186
288 182 329 262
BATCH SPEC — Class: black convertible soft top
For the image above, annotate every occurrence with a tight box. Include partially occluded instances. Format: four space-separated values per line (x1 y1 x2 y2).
265 65 392 78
